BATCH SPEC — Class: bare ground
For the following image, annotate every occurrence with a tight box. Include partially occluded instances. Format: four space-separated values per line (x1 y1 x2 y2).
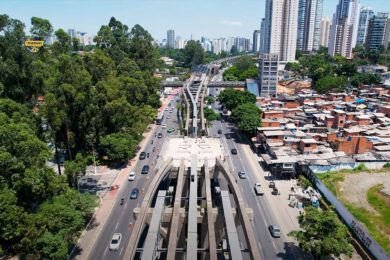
338 172 390 214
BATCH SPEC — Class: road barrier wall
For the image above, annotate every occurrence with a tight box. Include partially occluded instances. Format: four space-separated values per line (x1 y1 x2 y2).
302 166 390 260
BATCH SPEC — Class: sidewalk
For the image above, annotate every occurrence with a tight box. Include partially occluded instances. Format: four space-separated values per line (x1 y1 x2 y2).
71 124 156 260
240 141 301 241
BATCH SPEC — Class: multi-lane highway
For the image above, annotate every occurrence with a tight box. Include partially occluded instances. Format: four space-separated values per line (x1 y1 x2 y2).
89 94 182 260
208 84 311 259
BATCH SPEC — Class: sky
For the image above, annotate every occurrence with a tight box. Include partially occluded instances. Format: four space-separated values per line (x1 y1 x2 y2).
1 0 390 41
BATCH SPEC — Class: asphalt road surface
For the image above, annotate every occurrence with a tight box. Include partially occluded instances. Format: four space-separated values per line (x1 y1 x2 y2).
89 94 181 260
209 86 311 259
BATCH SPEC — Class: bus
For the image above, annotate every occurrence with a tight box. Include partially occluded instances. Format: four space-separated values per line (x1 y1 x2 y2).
156 113 164 125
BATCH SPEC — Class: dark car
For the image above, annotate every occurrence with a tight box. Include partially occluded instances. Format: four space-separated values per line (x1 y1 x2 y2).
231 148 238 154
226 134 231 139
141 165 149 174
130 188 139 199
218 129 222 134
157 133 163 138
238 171 246 179
139 152 146 160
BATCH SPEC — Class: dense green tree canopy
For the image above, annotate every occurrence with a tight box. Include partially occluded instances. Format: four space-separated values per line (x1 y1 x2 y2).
231 103 262 133
289 207 353 259
0 14 162 257
183 40 204 67
218 89 257 111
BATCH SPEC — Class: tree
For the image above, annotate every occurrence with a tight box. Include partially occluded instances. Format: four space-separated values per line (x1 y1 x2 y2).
351 73 381 87
205 96 215 104
238 68 258 81
289 207 353 260
128 24 158 72
335 61 358 77
295 50 303 59
52 29 70 55
64 153 87 188
204 107 221 121
100 132 140 163
234 55 255 73
30 16 53 41
219 89 256 111
231 103 262 134
183 40 204 68
230 45 238 55
72 37 79 51
315 76 348 94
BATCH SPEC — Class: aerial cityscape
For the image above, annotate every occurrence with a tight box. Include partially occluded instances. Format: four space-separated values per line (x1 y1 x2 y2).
1 0 390 260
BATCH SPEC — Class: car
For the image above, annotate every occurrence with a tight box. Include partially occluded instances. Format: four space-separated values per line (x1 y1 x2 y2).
130 188 139 199
109 233 122 250
139 152 146 160
166 115 171 119
157 133 163 138
162 124 167 129
128 172 136 181
238 171 246 179
254 183 264 195
269 181 276 188
272 187 280 195
165 108 168 111
169 109 173 113
218 129 222 134
268 225 281 238
141 165 149 174
226 134 231 139
231 148 237 154
167 128 175 133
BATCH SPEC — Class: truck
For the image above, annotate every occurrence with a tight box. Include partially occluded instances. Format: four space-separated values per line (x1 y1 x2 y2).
254 183 264 195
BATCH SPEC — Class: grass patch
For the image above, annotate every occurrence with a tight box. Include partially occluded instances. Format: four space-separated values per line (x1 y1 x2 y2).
344 185 390 255
317 171 344 196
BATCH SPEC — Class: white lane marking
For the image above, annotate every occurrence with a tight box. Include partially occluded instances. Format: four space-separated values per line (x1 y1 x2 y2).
103 247 108 256
115 222 119 230
120 247 124 255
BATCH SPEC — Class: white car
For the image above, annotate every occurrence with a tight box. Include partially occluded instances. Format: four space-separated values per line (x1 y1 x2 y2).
109 233 122 250
162 124 167 129
128 172 136 181
254 183 264 195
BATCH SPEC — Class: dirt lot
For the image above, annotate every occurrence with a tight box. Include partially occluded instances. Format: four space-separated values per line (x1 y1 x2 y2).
277 80 311 95
338 172 390 214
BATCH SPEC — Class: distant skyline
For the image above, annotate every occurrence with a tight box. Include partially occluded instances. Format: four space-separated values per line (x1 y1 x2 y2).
1 0 390 41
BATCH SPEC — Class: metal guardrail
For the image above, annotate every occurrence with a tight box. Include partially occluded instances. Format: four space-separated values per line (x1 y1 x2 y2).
304 167 390 260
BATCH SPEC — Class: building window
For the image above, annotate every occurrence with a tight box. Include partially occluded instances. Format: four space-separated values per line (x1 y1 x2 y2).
305 144 311 147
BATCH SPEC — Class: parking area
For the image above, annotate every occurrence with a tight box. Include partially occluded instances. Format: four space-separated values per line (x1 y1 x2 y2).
78 166 120 197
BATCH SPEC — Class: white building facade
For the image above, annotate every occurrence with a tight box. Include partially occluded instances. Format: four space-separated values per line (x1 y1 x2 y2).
262 0 299 62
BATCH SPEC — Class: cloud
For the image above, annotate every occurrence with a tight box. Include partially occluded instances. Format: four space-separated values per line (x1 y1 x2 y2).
219 20 242 26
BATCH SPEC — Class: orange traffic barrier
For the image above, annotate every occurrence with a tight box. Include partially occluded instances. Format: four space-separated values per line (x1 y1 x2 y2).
129 222 133 229
141 188 145 194
146 177 149 182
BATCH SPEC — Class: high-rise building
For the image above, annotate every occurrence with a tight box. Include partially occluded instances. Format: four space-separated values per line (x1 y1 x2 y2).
296 0 323 52
261 0 299 62
68 29 76 38
167 29 175 48
253 30 261 53
313 0 323 50
260 18 266 53
176 36 184 49
328 0 360 58
364 12 390 50
258 53 279 97
357 6 374 46
77 32 89 45
319 16 331 47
